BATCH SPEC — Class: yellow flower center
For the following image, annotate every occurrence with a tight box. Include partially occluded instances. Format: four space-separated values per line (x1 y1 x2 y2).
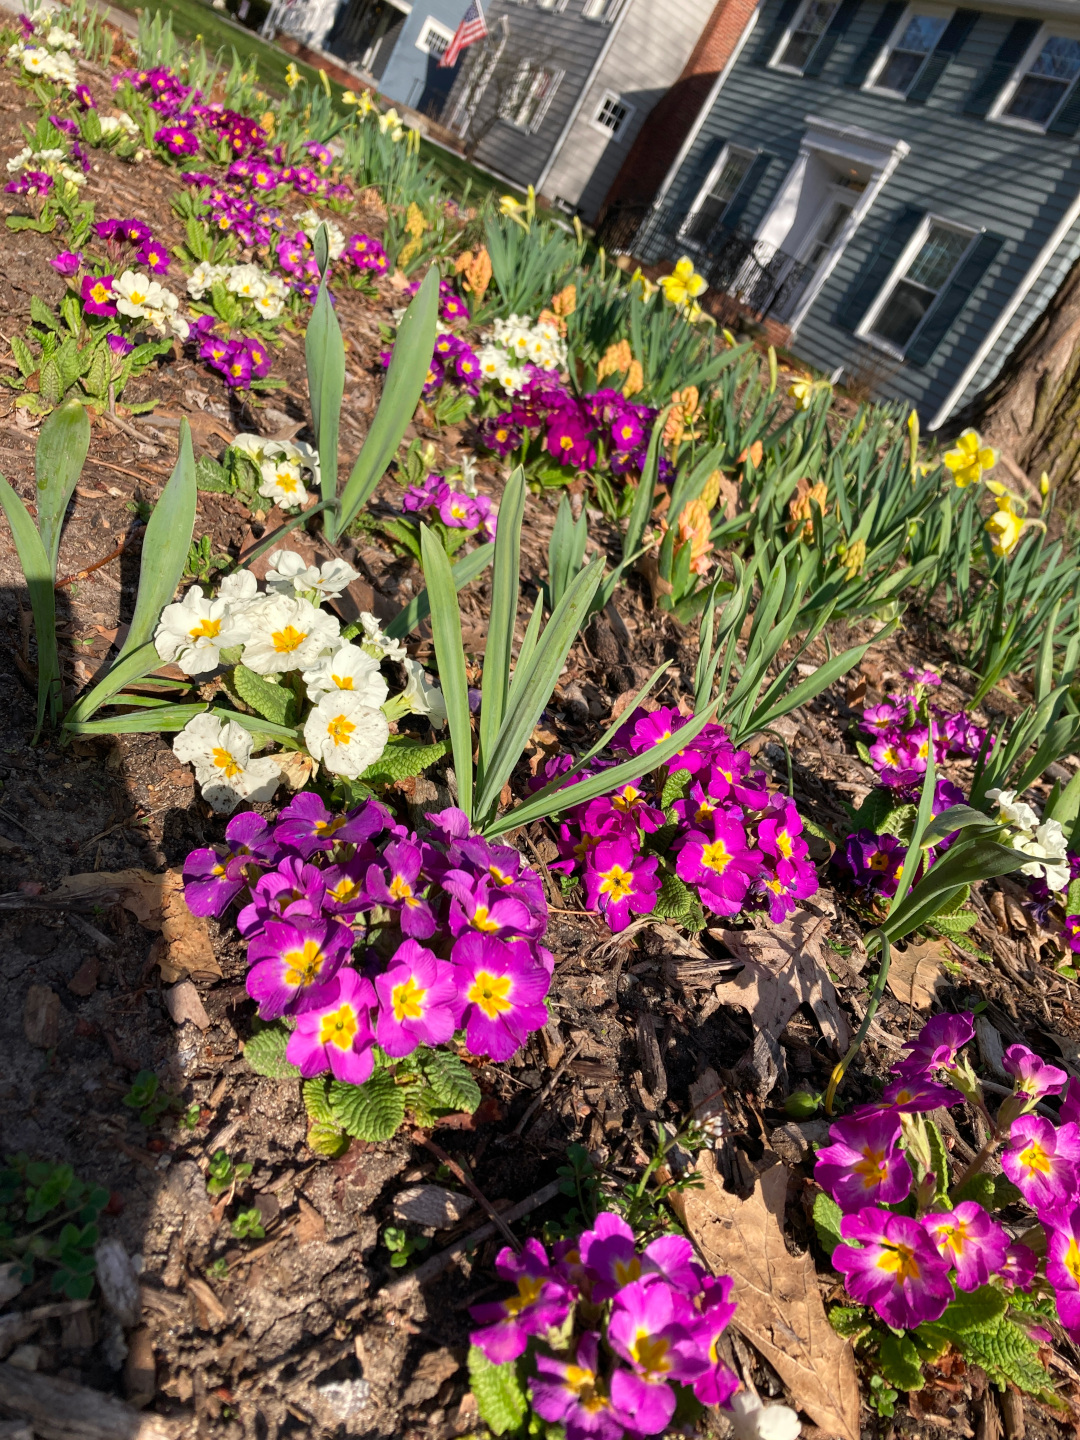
211 747 242 778
612 787 641 812
631 1331 671 1375
776 831 793 859
388 874 414 902
326 714 355 747
282 938 326 987
471 904 501 933
1065 1239 1080 1285
467 970 513 1019
559 435 574 451
701 840 731 874
91 283 109 303
598 865 634 902
489 865 513 886
391 976 426 1022
331 672 354 689
314 816 346 837
1019 1139 1052 1176
853 1147 889 1189
272 624 308 653
876 1242 921 1282
328 878 358 903
318 1003 358 1050
504 1275 544 1315
614 1256 641 1286
189 617 222 641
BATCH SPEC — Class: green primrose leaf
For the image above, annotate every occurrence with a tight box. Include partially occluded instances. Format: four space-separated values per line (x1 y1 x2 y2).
878 1332 925 1392
467 1345 528 1436
360 735 451 785
231 665 297 726
813 1191 844 1257
416 1047 482 1114
243 1024 301 1079
328 1071 407 1142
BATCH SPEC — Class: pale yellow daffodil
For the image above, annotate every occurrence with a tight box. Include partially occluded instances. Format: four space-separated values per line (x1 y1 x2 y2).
985 495 1025 557
378 106 402 135
943 428 997 488
658 256 706 309
284 62 300 90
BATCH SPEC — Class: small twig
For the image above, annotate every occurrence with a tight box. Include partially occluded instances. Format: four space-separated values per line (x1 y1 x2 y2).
510 1041 583 1138
64 911 118 954
379 1178 564 1303
55 528 143 589
0 810 42 847
416 1135 520 1252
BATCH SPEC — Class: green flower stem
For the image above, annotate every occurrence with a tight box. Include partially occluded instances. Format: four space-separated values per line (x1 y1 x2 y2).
825 929 890 1115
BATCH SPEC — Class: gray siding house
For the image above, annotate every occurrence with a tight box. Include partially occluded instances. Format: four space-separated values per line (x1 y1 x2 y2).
637 0 1080 428
443 0 720 220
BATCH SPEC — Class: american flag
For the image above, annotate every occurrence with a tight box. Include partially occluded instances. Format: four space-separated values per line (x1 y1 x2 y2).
439 0 488 68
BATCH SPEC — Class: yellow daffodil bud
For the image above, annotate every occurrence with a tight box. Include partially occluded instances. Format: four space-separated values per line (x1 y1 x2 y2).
284 62 300 89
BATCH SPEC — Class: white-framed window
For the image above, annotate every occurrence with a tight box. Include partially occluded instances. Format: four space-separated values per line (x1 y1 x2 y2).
682 144 755 244
582 0 621 19
991 26 1080 132
501 60 564 132
771 0 840 73
592 89 634 139
859 216 975 354
415 15 454 56
864 6 952 97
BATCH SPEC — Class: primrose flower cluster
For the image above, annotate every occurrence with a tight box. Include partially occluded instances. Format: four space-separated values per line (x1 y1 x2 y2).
228 432 320 511
476 313 567 396
817 1010 1080 1345
5 137 87 196
5 15 80 89
158 548 444 805
183 798 554 1073
400 472 497 540
545 707 818 932
469 1212 798 1440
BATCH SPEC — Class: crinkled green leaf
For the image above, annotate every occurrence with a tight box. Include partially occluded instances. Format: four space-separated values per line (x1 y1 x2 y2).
232 665 296 726
878 1333 924 1392
416 1047 481 1114
307 1121 349 1158
813 1190 844 1257
302 1077 336 1126
467 1345 527 1437
328 1070 406 1142
360 735 450 785
244 1023 300 1079
661 767 692 811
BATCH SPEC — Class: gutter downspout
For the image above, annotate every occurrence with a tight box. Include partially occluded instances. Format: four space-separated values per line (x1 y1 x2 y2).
651 0 763 209
535 0 633 195
928 186 1080 431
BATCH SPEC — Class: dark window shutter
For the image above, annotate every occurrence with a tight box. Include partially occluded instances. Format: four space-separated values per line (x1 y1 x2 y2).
835 205 924 331
803 0 862 77
675 135 725 211
1048 79 1080 136
754 0 801 66
844 1 905 87
907 9 980 104
719 152 775 233
906 230 1004 365
964 17 1040 117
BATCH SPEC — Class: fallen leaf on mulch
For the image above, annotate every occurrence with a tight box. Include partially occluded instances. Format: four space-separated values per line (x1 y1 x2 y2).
49 870 221 982
23 984 60 1048
709 913 851 1053
673 1150 860 1440
886 939 950 1010
295 1198 327 1246
275 751 317 791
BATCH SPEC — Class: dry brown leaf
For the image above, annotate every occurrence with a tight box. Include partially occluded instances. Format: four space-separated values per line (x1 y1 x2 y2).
275 752 318 791
48 870 221 983
886 938 950 1010
295 1197 328 1246
673 1150 860 1440
709 913 851 1053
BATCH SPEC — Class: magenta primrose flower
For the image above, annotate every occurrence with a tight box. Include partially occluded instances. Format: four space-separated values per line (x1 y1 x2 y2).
245 916 353 1019
366 839 437 939
50 249 83 276
880 1074 964 1111
444 872 538 941
183 810 280 917
530 1331 623 1440
692 1275 740 1408
135 240 170 273
285 967 376 1083
606 1279 706 1435
81 273 116 317
815 1112 912 1212
583 836 660 932
275 792 387 856
922 1202 1009 1292
898 1011 975 1075
449 933 550 1062
1000 1240 1039 1292
237 856 326 937
675 815 760 918
470 1239 576 1363
1003 1043 1068 1101
833 1207 953 1329
373 939 459 1058
1002 1114 1080 1213
1047 1210 1080 1341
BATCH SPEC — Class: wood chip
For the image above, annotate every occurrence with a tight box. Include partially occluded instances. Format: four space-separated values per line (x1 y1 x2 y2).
23 985 60 1049
0 1361 184 1439
163 980 210 1031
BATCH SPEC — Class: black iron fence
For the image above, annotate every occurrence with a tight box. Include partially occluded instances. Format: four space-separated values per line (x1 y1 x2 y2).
594 201 812 324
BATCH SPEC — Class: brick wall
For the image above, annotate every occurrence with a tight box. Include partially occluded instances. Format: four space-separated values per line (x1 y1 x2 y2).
598 0 758 219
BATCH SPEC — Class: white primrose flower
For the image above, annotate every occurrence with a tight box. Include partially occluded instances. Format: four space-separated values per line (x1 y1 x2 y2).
226 263 268 300
302 642 388 706
296 209 345 259
58 164 87 188
6 147 31 173
49 52 77 85
303 691 389 779
114 270 164 319
724 1392 801 1440
46 27 81 50
216 569 262 611
309 558 360 602
265 437 319 478
476 346 502 382
457 453 479 496
230 432 271 464
252 291 284 319
401 657 446 728
33 148 65 163
1013 819 1070 892
258 456 309 511
986 788 1040 834
20 47 52 75
356 610 406 662
240 595 339 674
187 262 228 300
172 714 281 814
265 549 320 594
154 586 248 675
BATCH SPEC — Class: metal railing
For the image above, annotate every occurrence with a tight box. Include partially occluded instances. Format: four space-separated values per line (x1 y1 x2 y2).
595 200 813 324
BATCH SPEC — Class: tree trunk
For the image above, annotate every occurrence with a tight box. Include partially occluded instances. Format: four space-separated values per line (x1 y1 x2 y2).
951 253 1080 488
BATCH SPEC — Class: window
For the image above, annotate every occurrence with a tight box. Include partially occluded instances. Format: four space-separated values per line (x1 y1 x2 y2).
592 90 633 138
502 61 564 132
868 10 949 95
415 16 454 56
582 0 620 18
773 0 839 72
804 199 854 269
864 220 973 351
684 146 754 243
1001 31 1080 129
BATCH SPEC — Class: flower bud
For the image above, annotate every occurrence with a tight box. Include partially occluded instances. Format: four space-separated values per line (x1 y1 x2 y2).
784 1090 820 1118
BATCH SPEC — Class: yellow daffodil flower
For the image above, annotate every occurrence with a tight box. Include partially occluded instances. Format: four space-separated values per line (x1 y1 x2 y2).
284 62 300 89
788 377 813 410
658 256 706 309
985 496 1024 557
943 428 997 488
629 267 657 301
